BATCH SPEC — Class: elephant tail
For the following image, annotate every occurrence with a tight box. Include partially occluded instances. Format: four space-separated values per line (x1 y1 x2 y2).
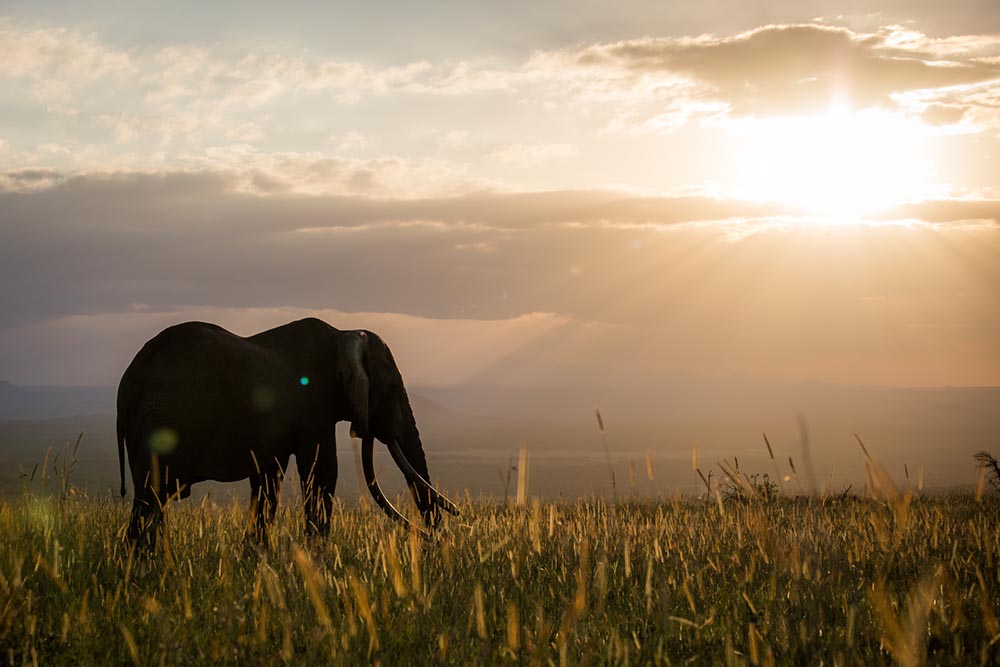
116 412 127 498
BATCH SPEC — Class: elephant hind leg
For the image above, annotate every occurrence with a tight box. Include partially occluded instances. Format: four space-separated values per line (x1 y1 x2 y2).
249 464 284 544
127 489 164 551
126 455 169 551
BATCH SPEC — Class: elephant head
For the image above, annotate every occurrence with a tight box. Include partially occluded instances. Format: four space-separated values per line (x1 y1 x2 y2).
340 330 458 530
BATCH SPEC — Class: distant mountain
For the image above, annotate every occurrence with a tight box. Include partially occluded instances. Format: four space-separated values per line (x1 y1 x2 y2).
1 379 998 495
0 381 526 449
0 382 116 420
417 380 1000 490
416 379 1000 426
0 389 522 498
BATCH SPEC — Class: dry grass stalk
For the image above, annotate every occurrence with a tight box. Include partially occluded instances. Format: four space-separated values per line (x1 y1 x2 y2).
5 460 1000 666
595 409 616 498
516 446 529 506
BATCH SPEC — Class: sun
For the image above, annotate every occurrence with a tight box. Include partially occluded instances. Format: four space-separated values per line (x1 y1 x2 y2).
725 108 940 218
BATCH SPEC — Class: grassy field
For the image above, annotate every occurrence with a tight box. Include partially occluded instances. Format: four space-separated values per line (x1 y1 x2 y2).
1 487 998 666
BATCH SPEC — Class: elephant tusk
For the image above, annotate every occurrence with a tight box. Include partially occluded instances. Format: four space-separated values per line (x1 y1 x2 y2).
388 440 460 516
361 436 427 535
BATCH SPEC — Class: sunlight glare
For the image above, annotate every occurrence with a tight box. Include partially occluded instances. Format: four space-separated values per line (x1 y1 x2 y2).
727 109 939 218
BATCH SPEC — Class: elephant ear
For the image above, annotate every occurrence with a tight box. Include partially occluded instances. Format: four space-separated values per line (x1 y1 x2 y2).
342 331 370 439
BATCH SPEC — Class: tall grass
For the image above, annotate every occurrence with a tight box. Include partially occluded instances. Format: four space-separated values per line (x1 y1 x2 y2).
1 488 998 666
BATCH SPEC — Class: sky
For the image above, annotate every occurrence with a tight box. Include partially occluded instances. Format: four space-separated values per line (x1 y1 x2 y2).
1 1 999 388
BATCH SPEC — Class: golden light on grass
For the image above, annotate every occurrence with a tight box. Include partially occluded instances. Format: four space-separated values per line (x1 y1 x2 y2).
473 583 487 640
505 601 520 653
2 454 999 664
292 544 333 634
871 572 940 667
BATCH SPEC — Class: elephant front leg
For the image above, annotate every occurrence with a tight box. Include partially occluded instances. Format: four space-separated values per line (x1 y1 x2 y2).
127 496 164 550
126 457 167 550
297 441 338 536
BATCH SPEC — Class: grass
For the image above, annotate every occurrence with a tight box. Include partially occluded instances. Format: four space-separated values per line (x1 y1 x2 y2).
1 487 999 666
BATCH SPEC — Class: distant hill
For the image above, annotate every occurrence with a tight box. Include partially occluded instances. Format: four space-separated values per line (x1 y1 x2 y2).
0 381 115 420
418 379 1000 491
0 385 525 498
1 379 998 497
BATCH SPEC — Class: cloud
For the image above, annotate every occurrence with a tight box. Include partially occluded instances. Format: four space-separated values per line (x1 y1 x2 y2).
876 198 1000 225
570 24 1000 116
330 131 367 152
0 19 499 166
0 143 488 198
0 20 133 82
896 77 1000 133
0 168 63 191
489 142 578 166
874 26 1000 59
6 16 999 181
141 43 436 105
138 42 507 109
191 148 482 197
0 306 574 386
26 27 508 108
0 169 998 387
919 103 967 126
430 131 581 166
0 168 775 332
428 133 580 167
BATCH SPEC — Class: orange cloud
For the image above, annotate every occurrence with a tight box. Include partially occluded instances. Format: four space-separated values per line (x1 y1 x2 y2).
1 171 998 387
572 24 1000 116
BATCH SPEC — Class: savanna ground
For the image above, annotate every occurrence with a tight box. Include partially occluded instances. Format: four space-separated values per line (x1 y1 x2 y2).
2 479 999 667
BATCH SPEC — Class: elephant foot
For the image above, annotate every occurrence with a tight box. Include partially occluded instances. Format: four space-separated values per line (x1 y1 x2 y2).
243 519 275 552
240 534 269 559
126 511 161 553
303 516 332 539
423 507 443 530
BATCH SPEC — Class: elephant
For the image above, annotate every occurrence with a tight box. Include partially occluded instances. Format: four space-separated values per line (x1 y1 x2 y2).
116 317 458 547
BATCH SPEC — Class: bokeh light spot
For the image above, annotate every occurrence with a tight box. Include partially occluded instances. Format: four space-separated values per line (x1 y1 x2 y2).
149 427 179 455
251 384 276 411
300 376 310 386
